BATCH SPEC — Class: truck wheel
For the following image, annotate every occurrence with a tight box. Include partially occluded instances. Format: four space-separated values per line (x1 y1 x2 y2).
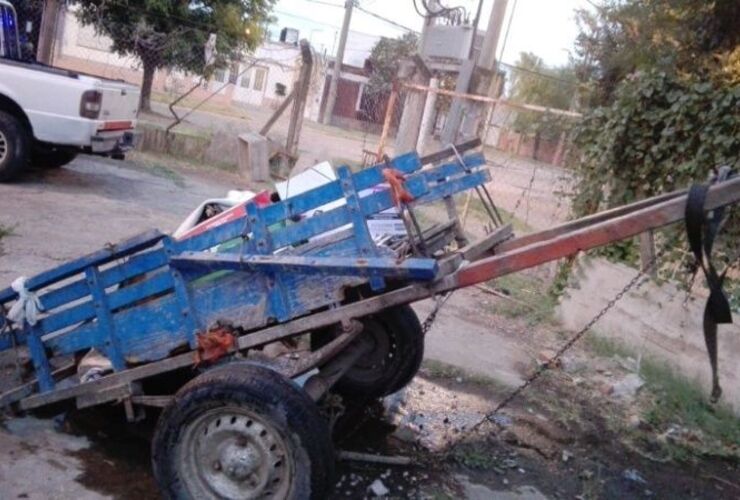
0 111 30 182
32 147 78 169
334 304 424 399
152 363 334 500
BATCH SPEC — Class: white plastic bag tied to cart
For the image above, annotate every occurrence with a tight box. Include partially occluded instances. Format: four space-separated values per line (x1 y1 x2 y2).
7 277 43 326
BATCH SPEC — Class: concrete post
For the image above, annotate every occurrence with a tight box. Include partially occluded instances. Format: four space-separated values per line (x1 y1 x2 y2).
416 77 439 155
394 56 431 155
321 0 353 125
36 0 60 64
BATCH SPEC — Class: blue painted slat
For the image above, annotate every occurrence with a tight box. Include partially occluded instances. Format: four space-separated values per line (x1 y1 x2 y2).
39 249 169 311
39 301 95 336
0 229 164 304
246 203 291 322
412 170 492 205
175 216 250 253
422 154 485 182
337 166 384 290
85 267 125 370
257 153 422 228
269 175 430 250
38 271 174 336
271 208 351 250
163 237 198 347
171 253 439 280
26 324 54 392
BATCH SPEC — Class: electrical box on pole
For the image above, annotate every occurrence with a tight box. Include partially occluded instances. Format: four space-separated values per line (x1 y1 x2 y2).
420 24 474 61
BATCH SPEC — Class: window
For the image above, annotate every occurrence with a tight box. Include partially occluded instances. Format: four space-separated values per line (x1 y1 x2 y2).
228 62 239 85
240 69 251 88
213 69 226 83
253 67 267 91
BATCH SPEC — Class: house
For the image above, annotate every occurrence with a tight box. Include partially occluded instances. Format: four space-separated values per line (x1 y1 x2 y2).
50 7 321 120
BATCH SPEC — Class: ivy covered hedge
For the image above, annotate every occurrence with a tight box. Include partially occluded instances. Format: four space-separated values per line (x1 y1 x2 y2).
572 70 739 215
568 70 739 308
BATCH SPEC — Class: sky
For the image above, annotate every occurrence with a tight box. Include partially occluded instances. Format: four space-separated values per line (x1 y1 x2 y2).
271 0 591 68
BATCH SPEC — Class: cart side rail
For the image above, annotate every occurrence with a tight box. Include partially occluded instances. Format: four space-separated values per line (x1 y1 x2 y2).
0 145 492 397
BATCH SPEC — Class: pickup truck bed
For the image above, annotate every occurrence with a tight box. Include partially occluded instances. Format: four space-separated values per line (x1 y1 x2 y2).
0 55 140 181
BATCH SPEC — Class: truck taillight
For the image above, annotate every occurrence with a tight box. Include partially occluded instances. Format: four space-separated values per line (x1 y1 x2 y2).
79 90 102 119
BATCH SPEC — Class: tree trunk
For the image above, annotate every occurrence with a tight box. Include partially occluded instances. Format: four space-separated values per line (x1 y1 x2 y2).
139 59 156 112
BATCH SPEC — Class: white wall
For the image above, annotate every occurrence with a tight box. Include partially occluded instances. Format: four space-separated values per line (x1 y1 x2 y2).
57 8 140 73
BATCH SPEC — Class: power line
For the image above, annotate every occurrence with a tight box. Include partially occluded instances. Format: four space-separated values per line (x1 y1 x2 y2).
302 0 419 34
355 5 419 33
499 61 577 86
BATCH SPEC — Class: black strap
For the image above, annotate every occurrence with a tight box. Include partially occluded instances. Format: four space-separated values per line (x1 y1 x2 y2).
684 170 734 402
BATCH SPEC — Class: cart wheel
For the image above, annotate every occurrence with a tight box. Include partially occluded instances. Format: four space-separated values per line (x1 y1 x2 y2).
152 363 334 500
334 304 424 399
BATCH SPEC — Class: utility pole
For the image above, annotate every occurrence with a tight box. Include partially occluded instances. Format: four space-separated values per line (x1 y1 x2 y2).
441 0 508 142
478 0 509 72
286 40 314 158
321 0 354 125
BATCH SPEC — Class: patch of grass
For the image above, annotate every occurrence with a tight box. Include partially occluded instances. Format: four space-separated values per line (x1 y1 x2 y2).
487 273 557 325
585 334 633 359
421 359 505 388
0 224 14 241
450 442 497 470
586 333 740 457
640 360 740 448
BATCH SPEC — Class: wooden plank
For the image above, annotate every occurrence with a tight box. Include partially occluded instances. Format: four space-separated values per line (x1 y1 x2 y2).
419 138 481 165
171 253 439 281
85 267 125 370
410 170 491 205
457 176 740 287
459 224 513 261
39 249 168 311
38 271 174 337
259 89 295 135
497 189 687 253
76 382 136 409
0 361 76 407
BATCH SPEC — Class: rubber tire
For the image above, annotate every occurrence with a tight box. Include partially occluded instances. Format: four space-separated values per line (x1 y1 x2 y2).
334 304 424 399
31 147 78 169
0 110 30 182
151 363 335 500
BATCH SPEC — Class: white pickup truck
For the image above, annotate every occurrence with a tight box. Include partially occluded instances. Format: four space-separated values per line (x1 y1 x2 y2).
0 0 140 181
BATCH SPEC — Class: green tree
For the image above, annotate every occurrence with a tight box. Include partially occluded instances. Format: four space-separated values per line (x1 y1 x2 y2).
573 0 740 106
507 52 577 158
569 0 739 284
73 0 275 111
366 32 418 95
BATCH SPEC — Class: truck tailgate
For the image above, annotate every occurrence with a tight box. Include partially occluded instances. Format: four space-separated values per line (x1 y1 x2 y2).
95 80 140 122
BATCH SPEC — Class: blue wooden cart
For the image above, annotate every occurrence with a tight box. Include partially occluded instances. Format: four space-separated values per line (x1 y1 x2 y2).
0 141 738 500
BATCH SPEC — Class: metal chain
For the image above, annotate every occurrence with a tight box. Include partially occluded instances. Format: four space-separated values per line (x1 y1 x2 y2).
467 251 661 434
421 292 454 335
